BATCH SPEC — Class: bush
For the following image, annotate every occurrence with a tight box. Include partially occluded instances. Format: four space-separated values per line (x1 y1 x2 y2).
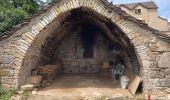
0 86 16 100
0 0 39 35
0 7 28 33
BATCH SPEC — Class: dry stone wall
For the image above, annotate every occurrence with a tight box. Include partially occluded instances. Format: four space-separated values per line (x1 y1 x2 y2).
53 32 113 74
0 0 169 95
0 38 18 88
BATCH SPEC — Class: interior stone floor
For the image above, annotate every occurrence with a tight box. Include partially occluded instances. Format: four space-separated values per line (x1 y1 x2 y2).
27 74 136 100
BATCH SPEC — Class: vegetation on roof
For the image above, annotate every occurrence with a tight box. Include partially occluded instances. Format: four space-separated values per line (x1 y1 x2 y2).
0 0 39 34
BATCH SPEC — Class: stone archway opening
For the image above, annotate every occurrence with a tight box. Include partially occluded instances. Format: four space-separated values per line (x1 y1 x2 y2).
20 7 143 98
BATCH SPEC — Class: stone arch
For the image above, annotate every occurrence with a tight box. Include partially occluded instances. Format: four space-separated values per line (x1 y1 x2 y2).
0 0 159 93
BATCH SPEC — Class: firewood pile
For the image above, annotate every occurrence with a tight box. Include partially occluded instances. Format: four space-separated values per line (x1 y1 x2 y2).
35 64 62 82
36 65 58 74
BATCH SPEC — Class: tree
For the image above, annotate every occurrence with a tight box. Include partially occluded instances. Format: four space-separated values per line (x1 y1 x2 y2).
0 0 39 34
11 0 39 14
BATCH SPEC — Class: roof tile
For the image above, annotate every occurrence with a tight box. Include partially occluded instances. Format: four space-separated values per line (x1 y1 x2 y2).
115 1 158 9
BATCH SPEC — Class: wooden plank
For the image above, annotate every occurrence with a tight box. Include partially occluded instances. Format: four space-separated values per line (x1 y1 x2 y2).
128 76 142 95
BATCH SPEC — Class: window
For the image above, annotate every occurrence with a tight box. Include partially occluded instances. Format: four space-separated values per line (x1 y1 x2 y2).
135 9 141 14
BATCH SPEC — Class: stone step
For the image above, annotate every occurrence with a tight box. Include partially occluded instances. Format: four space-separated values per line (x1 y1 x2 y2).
26 95 128 100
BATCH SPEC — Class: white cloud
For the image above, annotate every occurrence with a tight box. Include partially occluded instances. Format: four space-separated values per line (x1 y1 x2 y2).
160 15 166 19
108 0 112 2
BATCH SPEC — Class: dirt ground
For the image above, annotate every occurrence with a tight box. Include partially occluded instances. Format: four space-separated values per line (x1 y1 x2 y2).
27 74 143 100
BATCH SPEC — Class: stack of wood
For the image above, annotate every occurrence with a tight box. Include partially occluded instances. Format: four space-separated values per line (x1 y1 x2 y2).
101 62 110 77
35 64 62 82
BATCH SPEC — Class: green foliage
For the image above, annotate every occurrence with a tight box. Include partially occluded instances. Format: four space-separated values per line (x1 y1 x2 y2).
0 86 16 100
95 96 107 100
0 8 28 33
20 90 30 97
0 0 39 34
11 0 39 14
0 0 13 8
0 0 39 14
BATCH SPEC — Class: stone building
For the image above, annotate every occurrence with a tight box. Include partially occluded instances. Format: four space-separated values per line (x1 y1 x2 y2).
116 1 169 31
168 22 170 30
0 0 170 98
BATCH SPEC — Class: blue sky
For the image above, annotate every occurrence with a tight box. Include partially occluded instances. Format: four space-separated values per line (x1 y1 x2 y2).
108 0 170 22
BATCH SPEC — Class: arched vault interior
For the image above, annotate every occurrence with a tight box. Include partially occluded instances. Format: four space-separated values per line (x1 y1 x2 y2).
21 7 141 86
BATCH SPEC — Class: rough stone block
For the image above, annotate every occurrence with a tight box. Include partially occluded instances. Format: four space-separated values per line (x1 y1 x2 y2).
158 52 170 68
26 75 42 84
21 84 34 91
0 69 14 77
163 79 170 87
1 84 11 90
157 40 170 52
10 95 23 100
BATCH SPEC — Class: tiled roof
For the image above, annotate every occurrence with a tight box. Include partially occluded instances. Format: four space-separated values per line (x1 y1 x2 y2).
158 16 168 21
115 1 158 10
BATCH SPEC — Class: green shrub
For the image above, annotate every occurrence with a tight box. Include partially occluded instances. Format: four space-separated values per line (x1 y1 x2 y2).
20 90 30 97
0 86 16 100
0 7 28 33
0 0 39 35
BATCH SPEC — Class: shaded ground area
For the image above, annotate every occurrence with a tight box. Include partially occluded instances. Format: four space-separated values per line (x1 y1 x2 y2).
27 74 135 100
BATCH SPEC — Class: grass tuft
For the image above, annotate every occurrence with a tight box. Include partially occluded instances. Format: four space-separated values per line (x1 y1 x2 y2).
0 86 16 100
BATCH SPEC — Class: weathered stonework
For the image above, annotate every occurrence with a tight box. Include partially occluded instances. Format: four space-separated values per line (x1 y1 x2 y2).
52 33 117 74
0 0 169 96
116 2 169 31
